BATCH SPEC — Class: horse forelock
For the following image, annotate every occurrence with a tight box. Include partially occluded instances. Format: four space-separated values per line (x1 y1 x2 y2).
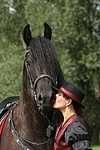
29 36 58 78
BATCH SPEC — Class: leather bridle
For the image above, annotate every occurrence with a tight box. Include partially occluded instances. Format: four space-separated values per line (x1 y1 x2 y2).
8 50 57 149
25 50 57 102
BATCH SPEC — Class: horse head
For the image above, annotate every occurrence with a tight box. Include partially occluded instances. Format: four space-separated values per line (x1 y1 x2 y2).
22 23 64 112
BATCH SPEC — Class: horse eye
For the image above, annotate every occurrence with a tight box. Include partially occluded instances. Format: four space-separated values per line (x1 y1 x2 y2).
26 60 31 66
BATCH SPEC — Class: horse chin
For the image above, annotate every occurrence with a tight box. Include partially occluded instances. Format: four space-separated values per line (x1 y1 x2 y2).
37 100 53 111
43 105 53 112
37 104 52 112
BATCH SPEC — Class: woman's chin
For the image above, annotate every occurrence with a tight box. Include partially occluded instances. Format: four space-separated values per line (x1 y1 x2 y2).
53 104 57 109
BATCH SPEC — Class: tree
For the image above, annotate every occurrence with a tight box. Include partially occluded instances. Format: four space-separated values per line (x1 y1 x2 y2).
57 0 100 145
0 0 26 99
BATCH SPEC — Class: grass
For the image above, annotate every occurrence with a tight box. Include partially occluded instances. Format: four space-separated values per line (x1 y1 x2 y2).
92 146 100 150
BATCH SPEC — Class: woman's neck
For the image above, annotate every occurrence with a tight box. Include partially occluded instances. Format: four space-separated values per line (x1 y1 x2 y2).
61 107 76 124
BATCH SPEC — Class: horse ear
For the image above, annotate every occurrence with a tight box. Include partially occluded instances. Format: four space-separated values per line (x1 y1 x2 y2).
44 23 52 40
23 24 32 47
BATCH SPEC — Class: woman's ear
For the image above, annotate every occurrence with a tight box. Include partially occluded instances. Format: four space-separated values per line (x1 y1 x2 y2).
66 99 72 107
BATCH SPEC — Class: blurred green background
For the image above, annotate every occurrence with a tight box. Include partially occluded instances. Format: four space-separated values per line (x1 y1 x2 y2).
92 146 100 150
0 0 100 147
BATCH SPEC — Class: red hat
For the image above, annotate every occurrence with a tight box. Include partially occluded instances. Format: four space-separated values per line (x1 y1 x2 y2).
53 81 85 109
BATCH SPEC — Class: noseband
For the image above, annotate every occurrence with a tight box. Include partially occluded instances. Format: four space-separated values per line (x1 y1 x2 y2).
33 74 56 90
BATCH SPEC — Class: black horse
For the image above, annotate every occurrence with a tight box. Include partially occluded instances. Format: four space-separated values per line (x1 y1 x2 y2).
0 23 64 150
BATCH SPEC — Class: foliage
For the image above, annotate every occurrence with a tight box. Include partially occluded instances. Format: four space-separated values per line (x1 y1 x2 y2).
0 41 24 100
0 0 27 44
92 146 100 150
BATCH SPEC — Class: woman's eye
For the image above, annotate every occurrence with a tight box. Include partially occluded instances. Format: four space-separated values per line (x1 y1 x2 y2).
58 93 62 96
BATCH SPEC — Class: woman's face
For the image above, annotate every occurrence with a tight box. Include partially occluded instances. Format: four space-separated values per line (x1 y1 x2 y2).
53 92 67 110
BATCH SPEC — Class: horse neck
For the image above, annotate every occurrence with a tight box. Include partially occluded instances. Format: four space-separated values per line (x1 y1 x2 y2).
13 91 48 140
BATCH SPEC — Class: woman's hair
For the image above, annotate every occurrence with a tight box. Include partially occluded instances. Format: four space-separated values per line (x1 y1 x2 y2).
72 100 83 115
62 92 83 115
62 93 70 100
72 100 80 110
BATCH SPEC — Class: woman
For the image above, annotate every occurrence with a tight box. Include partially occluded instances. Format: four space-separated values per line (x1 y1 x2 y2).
47 81 92 150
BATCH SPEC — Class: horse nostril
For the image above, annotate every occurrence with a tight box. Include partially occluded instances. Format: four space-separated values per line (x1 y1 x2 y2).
37 91 53 104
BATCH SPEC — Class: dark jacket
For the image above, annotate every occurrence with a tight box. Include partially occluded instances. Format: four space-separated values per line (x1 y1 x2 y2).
54 114 92 150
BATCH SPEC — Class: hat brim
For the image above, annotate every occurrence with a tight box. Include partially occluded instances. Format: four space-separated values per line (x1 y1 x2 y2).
52 86 85 109
75 101 85 109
